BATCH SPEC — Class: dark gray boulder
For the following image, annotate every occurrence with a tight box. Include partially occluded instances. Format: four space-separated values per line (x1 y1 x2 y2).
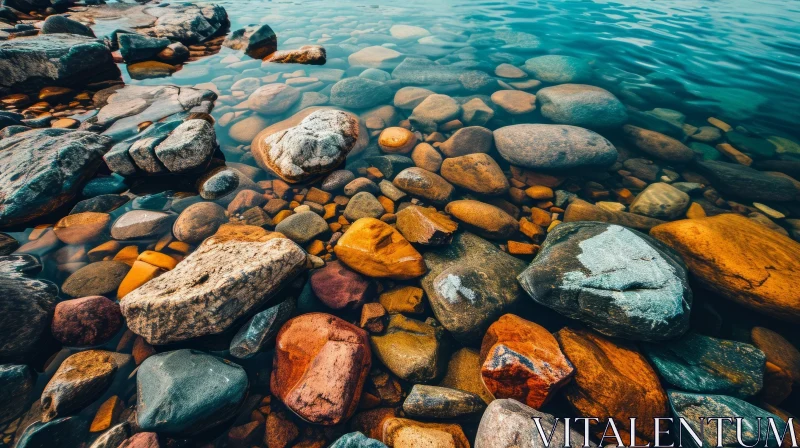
118 33 170 63
0 364 35 424
0 128 111 227
140 3 228 45
223 24 277 59
517 221 692 341
40 15 94 37
695 160 799 202
229 298 295 359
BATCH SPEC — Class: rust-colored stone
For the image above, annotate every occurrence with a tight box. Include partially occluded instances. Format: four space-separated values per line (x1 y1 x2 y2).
334 218 426 279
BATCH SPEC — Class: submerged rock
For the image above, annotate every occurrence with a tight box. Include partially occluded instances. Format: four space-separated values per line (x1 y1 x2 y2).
223 24 277 59
524 55 592 84
629 182 691 220
121 237 307 344
370 314 446 382
494 124 617 170
334 218 426 280
14 416 87 448
0 129 111 227
229 298 295 359
41 15 95 37
694 160 799 202
330 77 392 109
518 222 692 341
140 3 228 45
51 296 123 347
263 45 327 65
137 349 248 436
537 84 627 128
623 125 694 163
330 432 387 448
0 364 35 425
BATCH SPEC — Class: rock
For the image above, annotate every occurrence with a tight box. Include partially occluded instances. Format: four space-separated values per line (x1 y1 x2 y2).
229 298 294 359
409 94 461 131
111 210 175 240
391 57 468 86
751 327 800 385
310 260 374 310
668 391 786 448
519 222 691 341
272 313 371 425
0 255 58 357
494 124 617 170
228 115 269 144
14 416 86 448
0 232 20 255
438 348 493 404
322 170 356 191
156 119 216 173
379 179 407 201
475 399 598 448
490 90 537 115
121 237 307 344
360 68 392 82
0 364 34 425
392 167 454 204
345 177 379 196
390 24 431 40
564 198 665 231
642 333 765 397
41 350 118 422
51 296 122 347
0 129 110 227
275 211 329 243
118 433 160 448
52 212 110 245
334 217 426 279
41 15 95 37
650 214 800 322
127 61 177 80
378 127 417 154
223 24 277 59
172 202 227 244
555 328 668 442
252 109 361 183
72 194 128 215
247 84 300 115
348 45 403 69
629 182 691 220
157 43 189 64
330 432 387 448
396 204 458 245
62 261 131 298
694 160 798 202
480 314 574 408
330 77 392 109
0 34 118 93
141 3 228 44
366 155 415 180
379 286 425 314
263 45 326 64
137 349 248 436
370 314 446 382
445 200 519 239
537 84 627 128
88 423 130 448
403 385 485 419
118 34 170 63
344 192 386 221
623 125 695 163
524 55 591 84
440 153 509 195
411 143 444 172
382 418 469 448
727 131 777 159
438 126 493 158
393 86 434 109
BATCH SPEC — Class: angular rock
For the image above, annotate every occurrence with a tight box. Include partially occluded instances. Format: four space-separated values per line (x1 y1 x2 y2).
494 124 617 170
445 200 519 240
141 3 228 44
537 84 627 128
642 333 765 397
630 182 691 220
152 119 216 173
421 232 527 342
271 313 371 425
223 24 277 59
439 348 493 404
252 109 361 183
519 222 691 341
41 15 95 37
334 218 426 280
0 232 20 255
440 153 509 195
310 260 374 310
480 314 574 408
41 350 118 422
111 210 175 240
121 237 307 344
137 349 248 436
396 204 458 245
623 125 695 163
62 261 131 298
556 328 668 442
695 160 798 202
330 432 387 448
51 296 123 347
650 214 800 322
0 129 111 226
402 385 485 419
275 211 329 243
475 399 598 448
370 314 446 383
382 418 469 448
263 45 326 65
118 34 170 63
229 298 295 359
392 167 454 204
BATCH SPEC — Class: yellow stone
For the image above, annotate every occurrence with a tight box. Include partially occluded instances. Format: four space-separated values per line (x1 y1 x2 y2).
334 218 426 280
118 260 163 299
378 127 417 154
113 245 139 266
685 202 706 219
707 117 732 132
89 395 122 433
138 251 178 270
53 212 111 245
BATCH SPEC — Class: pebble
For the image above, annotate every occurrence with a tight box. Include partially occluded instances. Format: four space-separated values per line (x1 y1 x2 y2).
246 83 300 115
172 202 227 244
444 200 519 239
274 211 329 243
537 84 627 127
402 385 485 419
41 350 119 422
53 212 110 245
51 296 122 347
61 261 131 298
411 142 444 171
629 182 691 220
310 260 374 310
409 94 461 131
440 152 509 195
382 418 469 448
524 55 592 83
490 90 536 115
334 217 426 279
229 298 295 359
378 127 417 154
344 191 386 221
623 124 695 162
396 204 458 245
110 210 175 241
322 169 356 191
438 126 494 158
392 167 454 204
330 77 392 109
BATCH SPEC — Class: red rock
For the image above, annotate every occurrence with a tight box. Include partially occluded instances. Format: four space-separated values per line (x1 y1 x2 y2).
228 189 267 215
50 296 122 347
271 313 371 425
119 432 161 448
265 409 299 448
309 260 375 310
479 314 574 409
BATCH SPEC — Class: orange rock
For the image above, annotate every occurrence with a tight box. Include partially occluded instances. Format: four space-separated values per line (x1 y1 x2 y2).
360 303 387 333
377 196 395 214
265 409 299 448
379 127 417 154
305 187 332 205
53 212 111 245
334 218 426 279
89 395 122 432
439 153 509 195
379 286 425 314
137 251 178 270
708 117 732 132
366 167 385 181
306 240 325 256
507 241 539 255
273 210 293 225
716 143 753 166
519 218 545 241
525 186 554 200
685 202 706 219
751 326 800 404
530 207 552 227
555 328 668 441
350 408 398 441
113 245 139 266
651 214 800 322
88 241 121 262
395 205 458 246
480 314 574 409
117 260 163 298
132 336 156 365
445 200 519 240
382 418 469 448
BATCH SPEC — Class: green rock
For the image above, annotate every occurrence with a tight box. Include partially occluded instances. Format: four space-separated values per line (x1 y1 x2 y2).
690 142 722 161
727 131 776 159
643 333 765 397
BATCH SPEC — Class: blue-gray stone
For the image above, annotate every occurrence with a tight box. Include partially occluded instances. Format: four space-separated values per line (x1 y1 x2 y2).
15 416 87 448
690 142 723 161
81 175 130 197
364 155 414 180
537 84 628 128
230 299 296 359
136 349 249 437
40 15 95 37
494 124 618 171
330 432 388 448
118 33 171 63
695 160 799 203
518 222 692 341
726 131 777 159
70 194 129 215
330 77 392 109
643 333 765 398
668 391 787 448
523 55 592 84
0 364 35 424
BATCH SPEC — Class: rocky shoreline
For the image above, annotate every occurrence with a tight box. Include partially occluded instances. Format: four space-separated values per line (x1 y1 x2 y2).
1 0 800 447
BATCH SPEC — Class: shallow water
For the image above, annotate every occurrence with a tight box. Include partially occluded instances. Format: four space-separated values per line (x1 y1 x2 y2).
2 0 800 446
